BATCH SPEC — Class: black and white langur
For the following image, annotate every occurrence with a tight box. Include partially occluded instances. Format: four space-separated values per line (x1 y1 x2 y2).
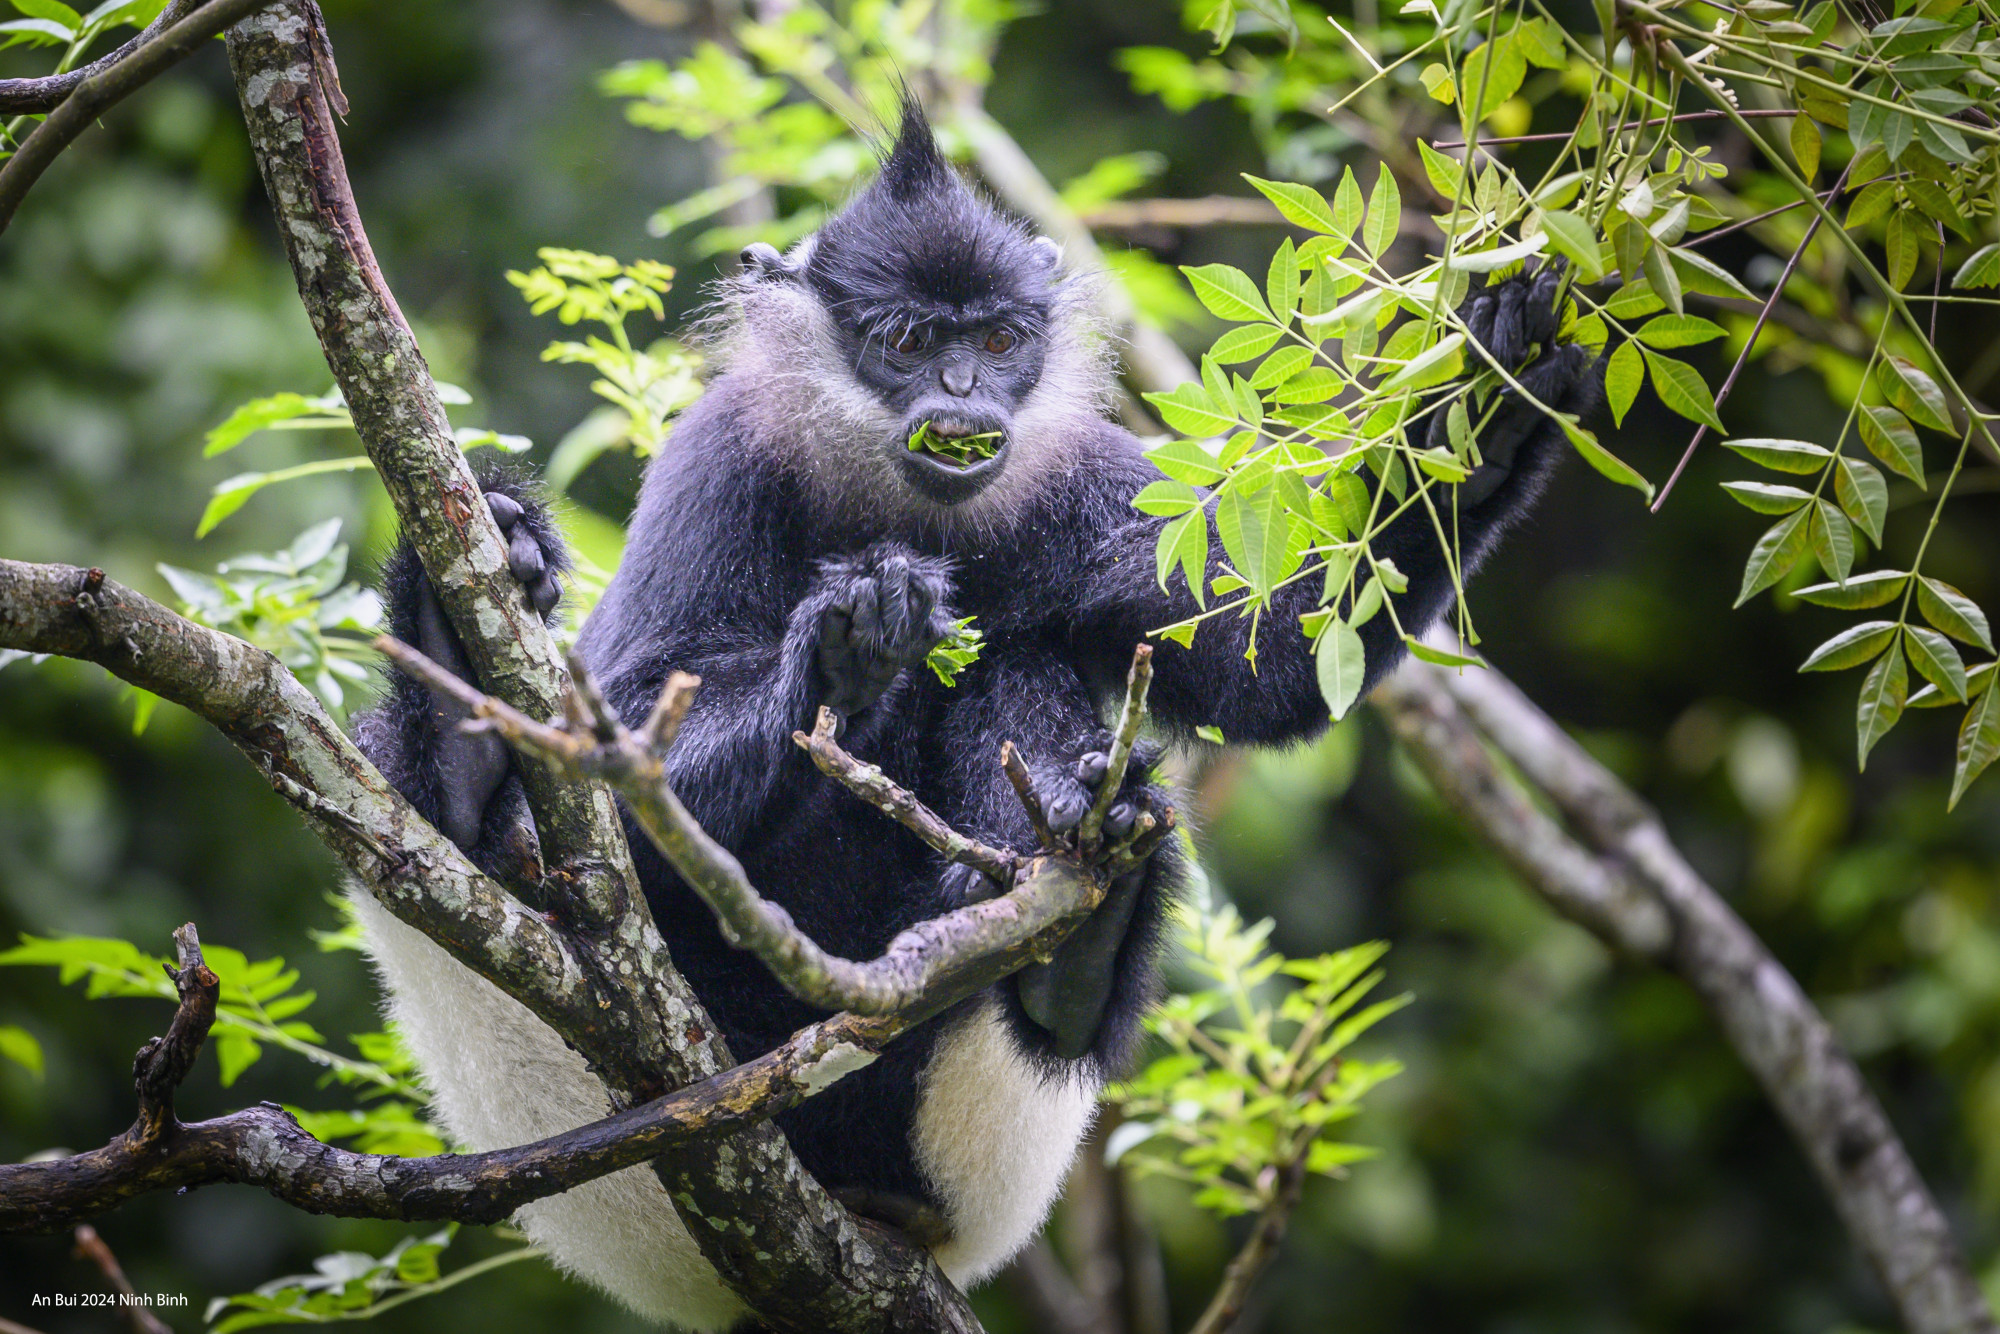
352 100 1597 1330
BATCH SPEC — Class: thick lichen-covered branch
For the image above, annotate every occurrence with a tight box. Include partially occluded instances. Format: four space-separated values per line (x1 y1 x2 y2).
380 637 1170 1020
0 560 653 1062
1374 650 1996 1334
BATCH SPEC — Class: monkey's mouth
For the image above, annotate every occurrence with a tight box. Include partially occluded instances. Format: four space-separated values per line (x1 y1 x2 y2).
907 419 1006 471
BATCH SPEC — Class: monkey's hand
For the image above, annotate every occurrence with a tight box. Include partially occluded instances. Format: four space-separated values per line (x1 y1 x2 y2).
809 543 957 724
412 487 568 850
1014 733 1169 1061
1437 262 1601 508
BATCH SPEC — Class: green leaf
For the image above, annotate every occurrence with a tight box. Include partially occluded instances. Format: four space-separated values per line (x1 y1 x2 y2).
1858 405 1926 484
1951 677 2000 808
1635 314 1726 349
1918 577 1994 651
1154 510 1209 607
1834 455 1888 544
1244 175 1337 233
0 1024 42 1078
1796 570 1908 609
1800 620 1898 671
197 458 374 538
1330 167 1363 239
1605 341 1643 427
1447 233 1549 273
9 0 80 25
1145 437 1228 486
1267 237 1299 321
1879 356 1953 432
1641 245 1683 315
1669 247 1757 300
1316 619 1366 721
1406 636 1482 668
1144 384 1239 439
1641 349 1723 430
1905 625 1969 703
1132 479 1203 517
204 391 347 457
1329 471 1370 534
1460 31 1526 120
1856 640 1908 768
1904 179 1972 239
1810 499 1854 584
1364 166 1400 258
1559 415 1653 499
1208 324 1285 364
1736 508 1812 606
1537 210 1603 282
1182 264 1271 323
1379 332 1464 392
1249 344 1315 391
1720 481 1812 514
1846 181 1898 229
1418 141 1464 199
1886 208 1921 289
1953 243 2000 289
1791 113 1822 180
1215 483 1306 596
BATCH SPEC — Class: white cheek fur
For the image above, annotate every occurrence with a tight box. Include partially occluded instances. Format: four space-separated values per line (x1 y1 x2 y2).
348 890 1100 1323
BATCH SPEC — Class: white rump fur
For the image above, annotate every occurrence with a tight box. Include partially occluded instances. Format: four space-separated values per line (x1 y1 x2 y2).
350 252 1116 1328
349 888 1098 1329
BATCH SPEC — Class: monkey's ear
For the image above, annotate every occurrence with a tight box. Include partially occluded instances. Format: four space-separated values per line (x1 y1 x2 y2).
1030 236 1062 271
740 242 799 283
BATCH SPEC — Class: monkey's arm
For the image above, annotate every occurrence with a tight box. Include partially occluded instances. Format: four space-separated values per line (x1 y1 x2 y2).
353 473 567 885
598 544 957 851
1074 268 1598 745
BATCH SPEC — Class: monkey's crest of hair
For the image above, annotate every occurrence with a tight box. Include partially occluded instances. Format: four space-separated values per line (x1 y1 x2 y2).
694 97 1117 535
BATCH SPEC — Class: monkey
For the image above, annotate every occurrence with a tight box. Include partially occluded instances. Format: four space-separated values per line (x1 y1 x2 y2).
349 98 1598 1331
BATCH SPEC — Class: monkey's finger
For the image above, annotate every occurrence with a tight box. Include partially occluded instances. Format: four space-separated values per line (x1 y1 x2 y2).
486 492 524 530
1075 751 1109 787
1464 292 1498 354
848 580 881 651
508 528 547 584
1105 800 1137 838
1491 279 1528 368
530 573 562 617
1044 782 1089 833
1525 263 1563 346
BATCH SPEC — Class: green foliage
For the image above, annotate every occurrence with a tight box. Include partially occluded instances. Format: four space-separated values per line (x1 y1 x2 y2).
1 2 166 157
203 1225 539 1331
1123 0 2000 805
506 248 702 491
0 928 424 1099
158 519 383 715
1102 896 1405 1218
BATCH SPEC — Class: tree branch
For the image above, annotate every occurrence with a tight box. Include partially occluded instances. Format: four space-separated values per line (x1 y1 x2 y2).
379 637 1171 1019
0 0 277 236
0 560 637 1056
1373 650 1998 1334
0 0 203 114
0 925 904 1234
1076 196 1286 230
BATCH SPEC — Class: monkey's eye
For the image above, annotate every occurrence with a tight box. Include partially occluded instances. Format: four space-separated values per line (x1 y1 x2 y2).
984 328 1017 354
894 326 930 355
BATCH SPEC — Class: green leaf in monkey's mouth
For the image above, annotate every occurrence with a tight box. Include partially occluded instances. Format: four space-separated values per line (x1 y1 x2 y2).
907 420 1005 469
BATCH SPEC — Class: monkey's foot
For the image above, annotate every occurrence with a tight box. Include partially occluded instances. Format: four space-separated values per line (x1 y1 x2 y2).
485 490 563 616
1031 729 1164 842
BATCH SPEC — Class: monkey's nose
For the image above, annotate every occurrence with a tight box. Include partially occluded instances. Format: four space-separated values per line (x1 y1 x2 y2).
940 360 978 397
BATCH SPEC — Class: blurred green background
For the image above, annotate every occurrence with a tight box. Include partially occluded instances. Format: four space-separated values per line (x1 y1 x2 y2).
4 3 2000 1332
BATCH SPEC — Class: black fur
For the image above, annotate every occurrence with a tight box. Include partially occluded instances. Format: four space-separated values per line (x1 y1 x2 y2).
354 106 1595 1266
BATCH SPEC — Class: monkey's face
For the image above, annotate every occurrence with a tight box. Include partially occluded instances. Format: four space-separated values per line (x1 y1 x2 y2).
850 317 1048 506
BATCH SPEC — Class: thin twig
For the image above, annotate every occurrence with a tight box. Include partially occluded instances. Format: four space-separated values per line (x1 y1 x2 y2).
1078 196 1285 230
71 1227 172 1334
641 670 701 752
1183 1143 1313 1334
1431 106 1797 149
1650 157 1856 513
796 707 1019 886
0 0 276 235
1078 644 1153 845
